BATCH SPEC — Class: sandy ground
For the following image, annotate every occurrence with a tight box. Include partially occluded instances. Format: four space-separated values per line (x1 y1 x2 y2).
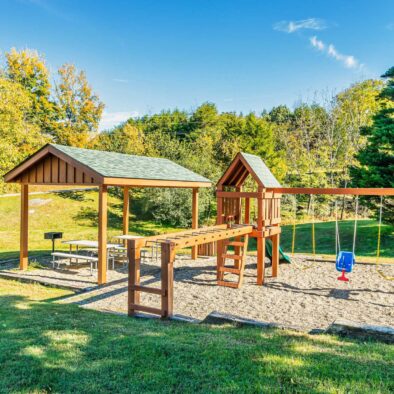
2 254 393 330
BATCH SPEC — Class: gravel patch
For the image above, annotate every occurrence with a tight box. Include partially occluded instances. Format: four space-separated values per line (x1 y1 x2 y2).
2 254 393 330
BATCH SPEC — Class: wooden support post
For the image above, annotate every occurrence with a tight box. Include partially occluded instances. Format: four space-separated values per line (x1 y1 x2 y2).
98 185 108 285
123 186 130 247
233 187 242 269
123 186 130 235
244 197 250 224
161 242 175 318
191 188 199 260
257 189 265 285
257 236 265 285
272 234 279 278
20 184 29 270
235 186 242 224
216 187 224 279
128 239 141 316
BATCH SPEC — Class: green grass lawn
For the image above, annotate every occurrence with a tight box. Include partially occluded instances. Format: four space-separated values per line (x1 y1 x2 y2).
280 219 394 258
0 190 393 261
0 278 393 393
0 190 180 261
248 219 394 260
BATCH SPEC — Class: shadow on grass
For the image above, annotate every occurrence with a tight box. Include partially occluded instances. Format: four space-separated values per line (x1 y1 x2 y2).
73 206 123 230
0 293 393 393
0 249 54 264
57 191 95 202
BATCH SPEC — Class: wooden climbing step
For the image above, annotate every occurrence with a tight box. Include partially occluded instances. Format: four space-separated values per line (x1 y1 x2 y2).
221 254 243 260
217 280 239 288
218 266 241 274
217 234 249 288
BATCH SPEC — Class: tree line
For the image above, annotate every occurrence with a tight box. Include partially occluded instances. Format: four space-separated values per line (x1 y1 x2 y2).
0 48 392 224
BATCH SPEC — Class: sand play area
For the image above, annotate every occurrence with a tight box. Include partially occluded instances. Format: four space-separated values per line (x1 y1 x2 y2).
4 253 392 331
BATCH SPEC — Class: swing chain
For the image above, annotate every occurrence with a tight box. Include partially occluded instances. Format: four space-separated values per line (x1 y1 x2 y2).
374 196 394 281
352 196 359 256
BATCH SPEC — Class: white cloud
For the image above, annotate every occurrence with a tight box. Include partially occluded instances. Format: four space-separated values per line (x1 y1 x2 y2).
274 18 326 33
112 78 129 83
310 36 362 70
99 111 139 131
310 36 325 51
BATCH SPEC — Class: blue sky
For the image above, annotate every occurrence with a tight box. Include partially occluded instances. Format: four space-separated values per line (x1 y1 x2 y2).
1 0 393 130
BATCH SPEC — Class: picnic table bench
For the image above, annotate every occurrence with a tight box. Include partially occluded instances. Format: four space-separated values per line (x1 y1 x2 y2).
51 252 99 275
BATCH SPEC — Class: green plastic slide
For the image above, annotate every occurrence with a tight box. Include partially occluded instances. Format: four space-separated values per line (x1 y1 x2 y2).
265 239 291 264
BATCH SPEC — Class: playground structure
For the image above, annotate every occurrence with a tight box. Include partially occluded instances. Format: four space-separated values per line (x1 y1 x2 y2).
127 152 286 317
215 152 283 286
4 145 394 319
127 153 393 318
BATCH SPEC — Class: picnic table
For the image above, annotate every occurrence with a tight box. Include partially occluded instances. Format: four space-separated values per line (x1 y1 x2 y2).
55 240 122 272
62 240 121 251
113 235 159 261
112 235 143 241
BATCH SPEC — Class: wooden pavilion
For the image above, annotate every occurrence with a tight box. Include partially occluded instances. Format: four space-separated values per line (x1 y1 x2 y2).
4 143 211 284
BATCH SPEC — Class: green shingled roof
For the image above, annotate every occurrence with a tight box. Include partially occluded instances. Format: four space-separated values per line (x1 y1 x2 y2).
51 144 211 184
240 152 281 188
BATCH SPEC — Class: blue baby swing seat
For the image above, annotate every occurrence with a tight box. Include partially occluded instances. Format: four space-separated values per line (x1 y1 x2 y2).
335 198 358 282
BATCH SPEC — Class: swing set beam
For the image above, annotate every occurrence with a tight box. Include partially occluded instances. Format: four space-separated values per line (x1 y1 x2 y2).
269 187 394 196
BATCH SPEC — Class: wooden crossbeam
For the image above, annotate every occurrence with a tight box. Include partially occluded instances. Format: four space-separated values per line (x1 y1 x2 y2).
130 285 165 296
269 187 394 196
129 303 162 315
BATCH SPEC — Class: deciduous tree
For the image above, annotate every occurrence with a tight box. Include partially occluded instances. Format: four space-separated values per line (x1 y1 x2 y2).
54 64 104 147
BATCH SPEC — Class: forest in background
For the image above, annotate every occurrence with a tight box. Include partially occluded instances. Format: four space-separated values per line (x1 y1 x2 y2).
0 48 393 226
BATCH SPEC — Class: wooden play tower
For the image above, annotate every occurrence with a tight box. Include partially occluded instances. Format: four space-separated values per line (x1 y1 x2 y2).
216 152 282 286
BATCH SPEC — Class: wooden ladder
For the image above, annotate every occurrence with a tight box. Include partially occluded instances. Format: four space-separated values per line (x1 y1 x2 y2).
217 235 249 288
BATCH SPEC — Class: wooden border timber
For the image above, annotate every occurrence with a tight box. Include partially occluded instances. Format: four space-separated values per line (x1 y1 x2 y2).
269 187 394 196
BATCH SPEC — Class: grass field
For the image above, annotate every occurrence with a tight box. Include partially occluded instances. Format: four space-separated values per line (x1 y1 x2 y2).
0 190 179 261
0 278 393 393
0 190 393 261
249 219 394 260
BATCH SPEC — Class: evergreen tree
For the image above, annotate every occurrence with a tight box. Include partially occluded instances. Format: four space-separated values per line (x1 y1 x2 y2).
351 67 394 222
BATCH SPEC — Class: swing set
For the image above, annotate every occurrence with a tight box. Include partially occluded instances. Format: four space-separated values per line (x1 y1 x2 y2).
286 189 393 282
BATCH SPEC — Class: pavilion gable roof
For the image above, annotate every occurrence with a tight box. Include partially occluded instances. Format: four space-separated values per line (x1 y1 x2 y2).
4 144 211 187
